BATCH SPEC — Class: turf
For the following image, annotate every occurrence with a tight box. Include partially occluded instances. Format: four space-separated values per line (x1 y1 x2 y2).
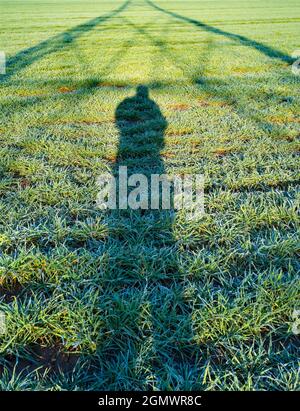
0 0 299 390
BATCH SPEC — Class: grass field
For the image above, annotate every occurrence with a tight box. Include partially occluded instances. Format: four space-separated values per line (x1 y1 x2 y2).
0 0 299 390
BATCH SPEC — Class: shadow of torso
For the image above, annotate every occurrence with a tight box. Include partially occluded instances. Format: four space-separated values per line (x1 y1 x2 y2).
115 85 167 178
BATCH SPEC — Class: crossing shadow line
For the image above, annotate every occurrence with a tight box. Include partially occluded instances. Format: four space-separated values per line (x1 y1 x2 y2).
1 0 131 83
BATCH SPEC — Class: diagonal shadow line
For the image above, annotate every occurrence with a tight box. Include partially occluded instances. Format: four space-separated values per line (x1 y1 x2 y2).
1 34 136 123
1 0 131 83
146 0 293 64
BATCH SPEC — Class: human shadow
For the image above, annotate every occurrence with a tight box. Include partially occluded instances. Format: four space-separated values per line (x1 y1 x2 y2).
146 0 293 64
1 0 131 82
107 87 187 385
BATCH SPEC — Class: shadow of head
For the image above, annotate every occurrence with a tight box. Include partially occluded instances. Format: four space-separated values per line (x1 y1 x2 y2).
136 84 149 99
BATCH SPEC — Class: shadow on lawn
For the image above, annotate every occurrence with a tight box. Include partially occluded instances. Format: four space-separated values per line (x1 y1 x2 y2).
146 0 293 64
102 86 192 386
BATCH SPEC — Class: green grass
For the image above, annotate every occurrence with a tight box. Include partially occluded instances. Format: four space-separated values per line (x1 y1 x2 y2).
0 0 299 390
